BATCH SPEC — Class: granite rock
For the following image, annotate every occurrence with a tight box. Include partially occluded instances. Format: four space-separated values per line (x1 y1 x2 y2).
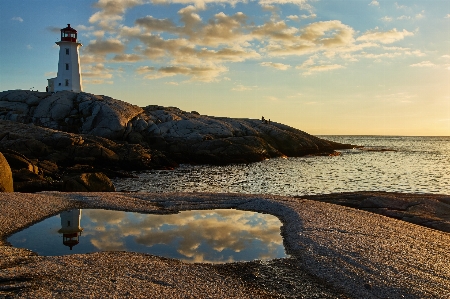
0 90 355 165
0 152 13 192
62 172 116 192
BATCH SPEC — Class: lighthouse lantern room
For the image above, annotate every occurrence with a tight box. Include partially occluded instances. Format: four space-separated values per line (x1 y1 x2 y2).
47 24 83 93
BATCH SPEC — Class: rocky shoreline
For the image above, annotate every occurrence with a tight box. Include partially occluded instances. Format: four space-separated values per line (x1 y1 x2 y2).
1 192 449 298
0 90 355 192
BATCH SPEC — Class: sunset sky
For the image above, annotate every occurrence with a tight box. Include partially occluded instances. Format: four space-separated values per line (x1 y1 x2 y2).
1 0 449 135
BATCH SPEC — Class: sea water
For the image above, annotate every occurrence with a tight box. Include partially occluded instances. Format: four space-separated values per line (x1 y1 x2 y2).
113 136 450 196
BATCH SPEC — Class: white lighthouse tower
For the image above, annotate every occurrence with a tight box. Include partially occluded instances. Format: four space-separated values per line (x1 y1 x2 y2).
58 209 83 250
47 24 83 92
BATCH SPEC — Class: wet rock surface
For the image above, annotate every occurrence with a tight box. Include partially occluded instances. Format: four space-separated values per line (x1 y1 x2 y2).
1 192 449 298
301 191 450 233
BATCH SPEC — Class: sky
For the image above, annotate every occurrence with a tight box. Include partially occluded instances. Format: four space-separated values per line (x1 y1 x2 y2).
0 0 449 136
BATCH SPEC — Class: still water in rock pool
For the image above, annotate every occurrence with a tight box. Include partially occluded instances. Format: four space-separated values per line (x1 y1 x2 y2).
8 209 287 263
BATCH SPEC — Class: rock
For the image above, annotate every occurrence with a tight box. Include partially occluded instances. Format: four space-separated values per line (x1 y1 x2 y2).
2 150 39 174
37 160 59 178
300 192 450 233
12 169 44 182
0 152 13 192
62 173 115 192
77 93 143 139
33 91 77 124
1 90 356 166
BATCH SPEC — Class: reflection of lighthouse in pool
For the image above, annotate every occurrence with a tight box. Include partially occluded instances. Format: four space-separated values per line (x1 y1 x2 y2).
58 209 83 250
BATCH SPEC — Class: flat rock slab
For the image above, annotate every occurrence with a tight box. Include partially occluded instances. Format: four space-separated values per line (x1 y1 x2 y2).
1 192 449 298
301 191 450 232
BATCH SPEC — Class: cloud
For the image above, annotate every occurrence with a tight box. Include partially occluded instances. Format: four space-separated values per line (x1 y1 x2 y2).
369 0 379 7
298 63 344 75
85 39 126 55
446 14 450 19
381 16 393 22
232 84 257 91
81 209 284 263
111 53 144 62
12 17 23 22
47 26 61 33
135 15 178 32
26 45 33 50
415 12 424 20
260 62 291 70
143 65 228 82
357 28 413 44
395 2 408 10
82 63 114 78
80 54 106 64
136 66 155 74
83 0 418 82
410 61 436 67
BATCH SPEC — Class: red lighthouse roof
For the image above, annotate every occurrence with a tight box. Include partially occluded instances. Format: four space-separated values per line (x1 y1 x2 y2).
61 24 77 42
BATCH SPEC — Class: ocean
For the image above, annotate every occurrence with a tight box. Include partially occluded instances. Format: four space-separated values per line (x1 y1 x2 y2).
112 136 450 196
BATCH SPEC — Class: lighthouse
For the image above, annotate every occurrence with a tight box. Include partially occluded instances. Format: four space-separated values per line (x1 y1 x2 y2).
47 24 83 92
58 209 83 250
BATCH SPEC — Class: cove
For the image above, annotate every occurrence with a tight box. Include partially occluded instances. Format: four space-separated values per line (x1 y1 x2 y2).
8 209 287 263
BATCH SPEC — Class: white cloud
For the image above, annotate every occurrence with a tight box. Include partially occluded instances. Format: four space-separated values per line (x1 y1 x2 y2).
357 28 413 44
82 63 114 78
26 45 32 50
260 62 291 70
83 0 421 82
136 66 155 74
415 12 424 20
369 0 379 7
297 60 344 75
395 2 408 10
446 14 450 19
381 16 393 22
12 17 23 22
410 61 436 67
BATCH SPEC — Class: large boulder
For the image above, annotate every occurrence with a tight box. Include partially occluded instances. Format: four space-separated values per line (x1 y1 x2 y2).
0 90 143 140
0 152 13 192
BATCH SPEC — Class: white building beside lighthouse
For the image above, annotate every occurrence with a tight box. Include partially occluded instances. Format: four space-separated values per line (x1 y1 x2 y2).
47 24 83 92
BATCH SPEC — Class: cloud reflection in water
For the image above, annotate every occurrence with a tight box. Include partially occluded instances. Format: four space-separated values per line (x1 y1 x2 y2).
82 209 286 263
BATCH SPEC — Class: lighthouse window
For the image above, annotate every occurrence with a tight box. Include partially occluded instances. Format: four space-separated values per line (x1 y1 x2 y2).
65 48 69 55
67 221 71 227
65 79 69 86
65 63 69 70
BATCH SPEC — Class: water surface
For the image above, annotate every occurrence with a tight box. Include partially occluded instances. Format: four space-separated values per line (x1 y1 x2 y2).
113 136 449 195
8 209 287 263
